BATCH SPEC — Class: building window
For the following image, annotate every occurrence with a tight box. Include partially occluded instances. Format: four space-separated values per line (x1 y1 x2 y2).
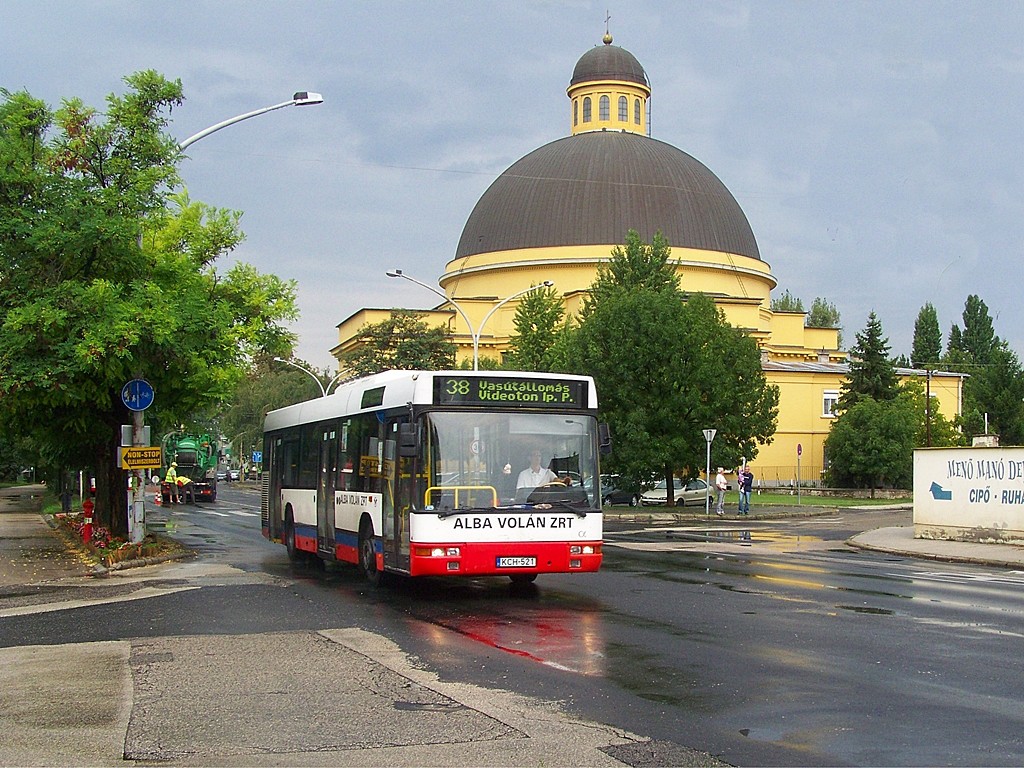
599 95 610 120
634 98 641 124
573 99 578 126
823 390 839 417
618 96 628 121
583 96 591 122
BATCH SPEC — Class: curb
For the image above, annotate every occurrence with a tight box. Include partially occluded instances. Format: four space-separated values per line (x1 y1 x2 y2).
845 536 1024 569
90 549 196 578
43 513 195 578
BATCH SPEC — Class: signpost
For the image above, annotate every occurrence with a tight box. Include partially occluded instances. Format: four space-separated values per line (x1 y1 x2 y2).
120 378 154 544
703 429 717 517
796 442 803 506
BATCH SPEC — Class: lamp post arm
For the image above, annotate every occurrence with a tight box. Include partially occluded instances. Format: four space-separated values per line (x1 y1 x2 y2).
273 356 326 397
180 101 294 150
475 282 554 371
178 92 323 150
386 269 476 356
478 282 554 340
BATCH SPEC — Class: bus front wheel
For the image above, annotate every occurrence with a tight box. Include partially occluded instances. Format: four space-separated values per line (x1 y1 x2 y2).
285 511 301 563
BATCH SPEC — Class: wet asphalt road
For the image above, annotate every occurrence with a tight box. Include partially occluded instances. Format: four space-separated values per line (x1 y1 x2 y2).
5 488 1024 766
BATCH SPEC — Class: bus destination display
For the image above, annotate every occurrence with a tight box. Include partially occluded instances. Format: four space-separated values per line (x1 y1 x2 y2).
435 376 587 409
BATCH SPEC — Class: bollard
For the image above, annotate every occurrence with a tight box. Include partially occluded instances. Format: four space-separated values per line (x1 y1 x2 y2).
81 499 94 544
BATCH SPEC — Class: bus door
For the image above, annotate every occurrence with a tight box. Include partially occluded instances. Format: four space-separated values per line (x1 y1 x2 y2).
317 424 339 558
382 418 411 572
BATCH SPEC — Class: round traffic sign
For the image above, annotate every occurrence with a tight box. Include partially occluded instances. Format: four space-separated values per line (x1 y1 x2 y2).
121 379 155 412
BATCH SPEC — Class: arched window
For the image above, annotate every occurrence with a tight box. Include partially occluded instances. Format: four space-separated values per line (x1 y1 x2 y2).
618 96 628 122
573 99 578 126
583 97 591 122
599 95 610 121
634 99 641 124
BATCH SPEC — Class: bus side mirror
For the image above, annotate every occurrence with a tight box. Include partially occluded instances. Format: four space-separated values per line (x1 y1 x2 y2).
398 422 418 458
598 423 612 455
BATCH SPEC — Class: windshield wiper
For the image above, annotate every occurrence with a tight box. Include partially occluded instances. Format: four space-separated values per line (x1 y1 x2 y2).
434 506 497 519
531 498 591 517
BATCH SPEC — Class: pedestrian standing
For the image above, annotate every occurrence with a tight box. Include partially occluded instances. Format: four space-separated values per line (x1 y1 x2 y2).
715 467 728 516
739 466 754 515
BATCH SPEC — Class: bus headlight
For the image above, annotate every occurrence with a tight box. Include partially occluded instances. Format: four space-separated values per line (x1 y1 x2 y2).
570 545 596 555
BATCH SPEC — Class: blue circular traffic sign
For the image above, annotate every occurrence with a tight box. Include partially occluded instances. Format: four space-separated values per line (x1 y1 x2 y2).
121 379 155 412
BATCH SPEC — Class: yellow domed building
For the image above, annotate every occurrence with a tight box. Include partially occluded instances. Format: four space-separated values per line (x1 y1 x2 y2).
333 35 965 485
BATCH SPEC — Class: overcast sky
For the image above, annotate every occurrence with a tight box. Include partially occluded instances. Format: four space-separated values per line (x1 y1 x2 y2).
4 1 1023 371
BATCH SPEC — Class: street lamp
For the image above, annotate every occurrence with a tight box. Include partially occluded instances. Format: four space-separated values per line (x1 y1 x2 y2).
386 269 554 370
274 357 326 397
178 91 324 150
272 357 348 397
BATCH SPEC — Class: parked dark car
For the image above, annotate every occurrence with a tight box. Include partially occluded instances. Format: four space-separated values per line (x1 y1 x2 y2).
591 474 641 507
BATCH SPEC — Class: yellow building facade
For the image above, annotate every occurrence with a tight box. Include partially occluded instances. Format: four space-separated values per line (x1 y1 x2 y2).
332 34 964 485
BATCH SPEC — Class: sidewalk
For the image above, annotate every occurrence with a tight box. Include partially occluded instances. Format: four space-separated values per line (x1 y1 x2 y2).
0 484 94 588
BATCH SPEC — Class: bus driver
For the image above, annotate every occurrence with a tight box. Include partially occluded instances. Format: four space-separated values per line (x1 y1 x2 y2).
517 450 558 490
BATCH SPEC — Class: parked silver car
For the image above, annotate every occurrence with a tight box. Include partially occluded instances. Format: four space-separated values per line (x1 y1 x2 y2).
640 477 712 507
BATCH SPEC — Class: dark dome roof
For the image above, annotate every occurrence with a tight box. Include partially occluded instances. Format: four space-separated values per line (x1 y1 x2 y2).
571 43 648 87
455 132 760 261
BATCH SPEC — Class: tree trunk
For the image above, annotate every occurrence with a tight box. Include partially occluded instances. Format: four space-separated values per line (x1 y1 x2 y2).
93 438 129 538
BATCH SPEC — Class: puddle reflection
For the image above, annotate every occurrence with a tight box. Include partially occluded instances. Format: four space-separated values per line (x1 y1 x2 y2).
412 597 607 675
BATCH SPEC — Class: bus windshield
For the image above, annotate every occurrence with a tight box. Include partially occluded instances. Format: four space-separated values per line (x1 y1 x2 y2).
421 410 599 510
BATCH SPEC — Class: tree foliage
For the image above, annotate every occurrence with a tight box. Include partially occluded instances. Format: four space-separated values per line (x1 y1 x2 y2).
340 310 455 377
0 73 299 534
825 394 918 489
770 290 804 313
568 231 778 502
911 302 942 368
943 295 1024 443
505 284 564 372
837 311 899 412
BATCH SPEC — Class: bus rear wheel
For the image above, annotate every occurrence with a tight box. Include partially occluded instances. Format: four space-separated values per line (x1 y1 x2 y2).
359 522 381 586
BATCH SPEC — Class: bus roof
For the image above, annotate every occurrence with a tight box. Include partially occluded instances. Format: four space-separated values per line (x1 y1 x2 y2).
263 369 598 434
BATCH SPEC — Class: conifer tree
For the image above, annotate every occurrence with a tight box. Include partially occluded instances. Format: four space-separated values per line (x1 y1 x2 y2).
837 311 898 412
911 302 942 368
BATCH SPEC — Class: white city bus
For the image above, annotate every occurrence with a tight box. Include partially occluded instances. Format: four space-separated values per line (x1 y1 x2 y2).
261 370 610 584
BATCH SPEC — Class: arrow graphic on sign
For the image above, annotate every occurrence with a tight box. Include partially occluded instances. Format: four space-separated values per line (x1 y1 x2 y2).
929 482 952 501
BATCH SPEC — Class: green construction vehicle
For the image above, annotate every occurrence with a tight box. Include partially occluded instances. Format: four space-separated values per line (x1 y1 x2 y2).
160 432 219 502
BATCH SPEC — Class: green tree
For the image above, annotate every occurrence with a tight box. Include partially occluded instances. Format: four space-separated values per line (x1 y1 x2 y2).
837 311 899 412
957 295 999 366
806 297 840 328
943 296 1024 443
807 296 843 346
0 74 298 535
911 303 942 368
825 395 917 490
770 290 804 313
586 229 679 308
570 233 778 502
340 310 455 377
505 284 564 371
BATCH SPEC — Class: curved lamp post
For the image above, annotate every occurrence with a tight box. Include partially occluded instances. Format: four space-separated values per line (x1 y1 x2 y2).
179 91 324 150
273 357 348 397
386 269 553 370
